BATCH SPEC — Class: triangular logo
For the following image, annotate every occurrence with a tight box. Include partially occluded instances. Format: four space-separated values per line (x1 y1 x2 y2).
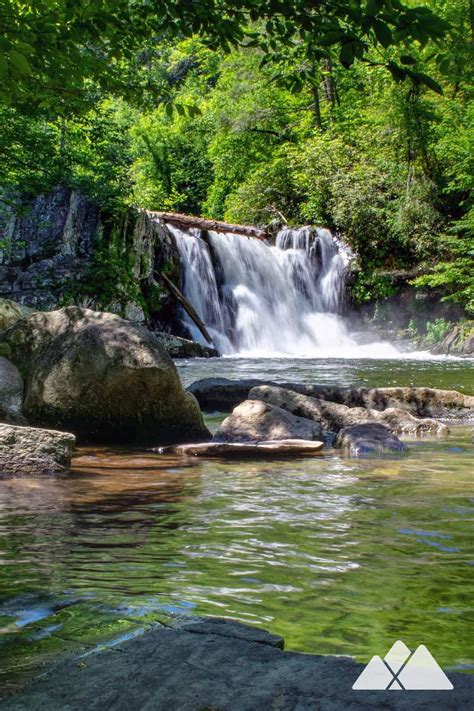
398 645 454 690
352 641 453 691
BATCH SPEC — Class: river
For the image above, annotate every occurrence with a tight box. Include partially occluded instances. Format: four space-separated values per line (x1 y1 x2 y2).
0 355 472 695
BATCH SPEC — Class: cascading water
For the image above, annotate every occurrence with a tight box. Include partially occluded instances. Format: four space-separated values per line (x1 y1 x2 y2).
168 223 400 357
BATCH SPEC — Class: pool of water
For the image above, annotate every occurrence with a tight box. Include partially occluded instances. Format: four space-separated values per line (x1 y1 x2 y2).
0 356 473 696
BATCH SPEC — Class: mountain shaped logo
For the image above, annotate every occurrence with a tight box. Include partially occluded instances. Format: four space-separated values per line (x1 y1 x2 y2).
352 641 453 690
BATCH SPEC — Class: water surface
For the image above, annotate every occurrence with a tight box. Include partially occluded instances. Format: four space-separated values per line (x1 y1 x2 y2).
0 356 473 696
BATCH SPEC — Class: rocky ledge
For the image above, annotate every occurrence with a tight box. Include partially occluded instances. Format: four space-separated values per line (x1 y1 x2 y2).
188 378 474 417
2 618 472 710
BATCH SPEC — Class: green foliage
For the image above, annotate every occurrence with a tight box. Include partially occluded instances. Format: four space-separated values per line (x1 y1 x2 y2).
0 0 471 312
62 223 143 313
425 317 450 344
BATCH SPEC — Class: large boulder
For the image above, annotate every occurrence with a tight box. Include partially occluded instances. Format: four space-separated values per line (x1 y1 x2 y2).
249 385 448 437
0 307 209 444
335 424 408 456
214 398 322 443
188 378 474 417
0 356 25 424
0 424 75 477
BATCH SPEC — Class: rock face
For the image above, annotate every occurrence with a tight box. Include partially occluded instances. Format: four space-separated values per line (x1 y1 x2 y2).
0 188 101 310
188 377 474 417
158 440 324 457
336 423 408 455
0 306 209 444
0 424 75 477
250 385 448 437
428 321 474 356
0 356 25 424
215 399 322 443
154 332 218 359
2 618 472 711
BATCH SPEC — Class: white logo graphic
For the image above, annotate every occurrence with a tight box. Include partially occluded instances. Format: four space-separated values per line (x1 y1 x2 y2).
352 640 453 690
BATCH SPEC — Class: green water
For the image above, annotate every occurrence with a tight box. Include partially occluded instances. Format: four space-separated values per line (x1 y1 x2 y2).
0 356 473 695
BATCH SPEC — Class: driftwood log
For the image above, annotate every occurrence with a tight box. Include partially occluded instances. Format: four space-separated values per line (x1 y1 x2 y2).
154 272 214 346
149 211 268 241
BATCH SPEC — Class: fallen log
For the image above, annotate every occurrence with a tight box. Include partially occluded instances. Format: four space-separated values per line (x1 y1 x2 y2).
154 271 214 346
149 211 268 240
155 439 324 457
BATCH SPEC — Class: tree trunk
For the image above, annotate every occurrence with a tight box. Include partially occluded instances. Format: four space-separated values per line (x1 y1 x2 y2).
154 271 214 346
149 211 268 240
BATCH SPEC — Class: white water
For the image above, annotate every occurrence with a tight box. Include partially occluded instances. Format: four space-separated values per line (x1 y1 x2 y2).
168 224 428 359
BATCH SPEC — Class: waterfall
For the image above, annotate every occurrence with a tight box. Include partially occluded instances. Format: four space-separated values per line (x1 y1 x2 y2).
168 223 399 357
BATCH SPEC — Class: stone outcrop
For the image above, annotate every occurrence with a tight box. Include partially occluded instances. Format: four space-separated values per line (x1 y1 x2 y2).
335 423 408 455
215 399 322 443
157 439 324 457
189 377 474 418
249 385 448 437
2 618 471 710
0 424 75 477
154 332 218 358
188 377 274 410
428 320 474 357
0 306 209 444
0 188 101 310
0 356 25 424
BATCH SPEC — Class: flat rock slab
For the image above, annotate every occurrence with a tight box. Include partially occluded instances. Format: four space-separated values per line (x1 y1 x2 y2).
156 439 324 457
2 618 472 710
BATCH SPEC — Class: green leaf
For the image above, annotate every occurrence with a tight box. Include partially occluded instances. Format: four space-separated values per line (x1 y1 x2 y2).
415 72 444 95
9 49 32 75
339 42 355 68
372 19 393 48
400 55 416 65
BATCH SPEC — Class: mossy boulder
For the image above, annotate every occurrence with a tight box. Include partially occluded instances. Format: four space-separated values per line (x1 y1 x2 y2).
0 306 210 444
0 299 35 331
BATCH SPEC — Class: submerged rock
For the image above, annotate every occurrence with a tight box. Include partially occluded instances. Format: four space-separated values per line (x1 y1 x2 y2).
2 617 471 710
153 332 218 358
0 356 25 424
336 423 408 456
250 385 448 437
188 378 474 417
0 424 75 477
0 306 209 444
215 399 322 443
157 439 324 457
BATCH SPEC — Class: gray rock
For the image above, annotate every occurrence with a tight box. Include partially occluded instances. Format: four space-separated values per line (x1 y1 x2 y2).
336 423 408 455
215 398 322 443
250 385 448 437
188 377 272 410
188 378 474 417
154 332 218 358
0 356 25 424
157 439 324 457
2 618 471 710
0 424 75 477
0 306 209 444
